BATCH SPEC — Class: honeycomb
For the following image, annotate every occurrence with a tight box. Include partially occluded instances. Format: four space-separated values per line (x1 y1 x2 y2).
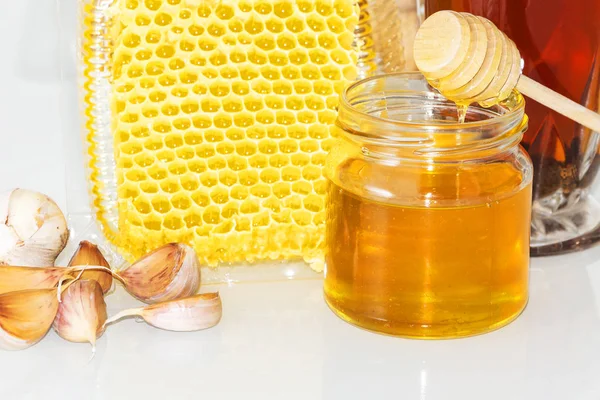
81 0 358 266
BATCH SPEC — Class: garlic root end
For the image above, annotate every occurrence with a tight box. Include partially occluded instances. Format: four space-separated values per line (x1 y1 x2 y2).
104 308 143 328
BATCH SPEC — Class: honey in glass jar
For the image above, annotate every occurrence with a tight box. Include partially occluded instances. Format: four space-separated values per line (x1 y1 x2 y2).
324 73 533 338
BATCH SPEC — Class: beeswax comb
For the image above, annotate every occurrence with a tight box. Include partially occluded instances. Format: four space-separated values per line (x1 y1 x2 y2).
79 0 359 267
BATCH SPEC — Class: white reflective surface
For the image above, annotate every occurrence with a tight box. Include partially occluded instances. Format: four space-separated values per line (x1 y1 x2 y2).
1 0 600 399
1 249 600 399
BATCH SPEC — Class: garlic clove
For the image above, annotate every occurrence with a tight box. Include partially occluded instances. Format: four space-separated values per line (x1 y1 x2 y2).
0 265 71 295
0 288 59 351
118 243 201 304
141 292 222 332
0 189 68 267
67 241 113 294
53 280 107 349
105 292 222 332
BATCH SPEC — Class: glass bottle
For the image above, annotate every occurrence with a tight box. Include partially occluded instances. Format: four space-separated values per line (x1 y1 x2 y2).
423 0 600 255
324 73 533 338
354 0 421 77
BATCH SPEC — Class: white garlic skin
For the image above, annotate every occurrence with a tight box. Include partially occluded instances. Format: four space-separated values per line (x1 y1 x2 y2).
0 189 68 267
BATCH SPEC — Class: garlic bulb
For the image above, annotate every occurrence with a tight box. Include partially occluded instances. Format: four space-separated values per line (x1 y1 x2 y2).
105 292 222 332
53 280 107 350
0 288 59 351
0 265 69 295
67 241 113 294
118 243 201 304
0 189 68 266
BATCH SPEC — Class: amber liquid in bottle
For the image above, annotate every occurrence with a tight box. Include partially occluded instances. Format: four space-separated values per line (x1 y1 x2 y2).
324 161 531 338
425 0 600 210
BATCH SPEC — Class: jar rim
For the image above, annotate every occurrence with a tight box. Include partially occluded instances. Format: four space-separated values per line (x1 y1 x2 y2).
340 72 525 130
337 72 527 157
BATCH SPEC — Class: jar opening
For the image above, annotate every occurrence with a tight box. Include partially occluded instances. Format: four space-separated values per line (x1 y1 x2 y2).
337 73 527 156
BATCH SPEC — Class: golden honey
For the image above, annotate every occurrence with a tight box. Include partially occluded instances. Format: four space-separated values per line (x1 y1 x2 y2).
324 73 533 338
325 164 531 338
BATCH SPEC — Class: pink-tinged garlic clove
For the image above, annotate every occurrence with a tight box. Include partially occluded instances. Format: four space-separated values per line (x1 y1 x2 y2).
53 280 107 350
105 292 222 332
67 241 113 294
118 243 201 304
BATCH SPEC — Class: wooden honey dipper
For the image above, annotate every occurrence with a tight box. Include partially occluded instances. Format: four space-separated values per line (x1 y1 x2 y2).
413 11 600 133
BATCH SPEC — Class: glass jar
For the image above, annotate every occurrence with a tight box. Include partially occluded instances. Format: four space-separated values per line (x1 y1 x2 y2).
423 0 600 256
324 73 533 338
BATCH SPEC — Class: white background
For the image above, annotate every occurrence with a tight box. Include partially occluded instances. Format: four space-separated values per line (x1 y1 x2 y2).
0 0 68 205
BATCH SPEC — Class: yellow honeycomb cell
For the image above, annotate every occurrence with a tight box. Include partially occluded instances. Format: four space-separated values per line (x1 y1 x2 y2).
82 0 358 266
